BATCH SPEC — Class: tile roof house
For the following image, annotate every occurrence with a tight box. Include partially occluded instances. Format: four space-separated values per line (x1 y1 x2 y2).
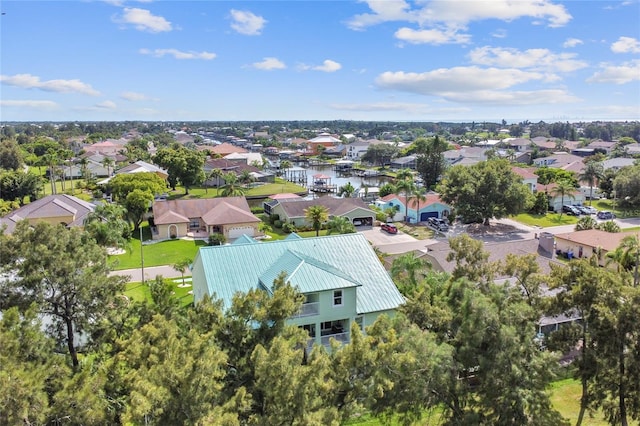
151 197 261 241
536 183 585 212
602 158 636 171
533 153 584 168
378 193 451 223
115 160 169 180
1 195 96 234
206 142 248 156
554 229 640 267
511 166 539 192
191 233 405 347
268 197 376 228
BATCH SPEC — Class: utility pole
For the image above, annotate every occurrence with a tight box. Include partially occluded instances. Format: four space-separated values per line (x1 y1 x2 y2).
140 226 145 285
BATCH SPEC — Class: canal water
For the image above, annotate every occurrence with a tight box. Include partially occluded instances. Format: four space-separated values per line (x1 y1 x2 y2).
302 165 392 192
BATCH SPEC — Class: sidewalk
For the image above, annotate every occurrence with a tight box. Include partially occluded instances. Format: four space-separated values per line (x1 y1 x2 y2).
110 265 183 283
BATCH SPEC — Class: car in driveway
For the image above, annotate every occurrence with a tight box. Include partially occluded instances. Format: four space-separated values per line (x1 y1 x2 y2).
581 206 598 215
427 217 449 232
380 223 398 234
572 205 592 215
597 210 615 220
562 205 582 216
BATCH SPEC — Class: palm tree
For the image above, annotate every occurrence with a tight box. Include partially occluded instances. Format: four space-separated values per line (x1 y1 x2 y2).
390 252 431 295
550 180 576 217
239 170 254 187
43 149 59 195
338 182 356 198
258 222 272 236
304 205 329 236
102 157 114 177
395 168 414 181
279 160 291 179
172 258 192 287
596 220 621 233
578 161 604 206
395 179 416 223
606 235 640 285
220 172 246 197
208 168 224 195
78 157 90 181
409 187 427 221
326 216 356 235
575 216 597 231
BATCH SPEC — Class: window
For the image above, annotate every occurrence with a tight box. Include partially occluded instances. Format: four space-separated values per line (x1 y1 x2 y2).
333 290 343 306
189 218 200 229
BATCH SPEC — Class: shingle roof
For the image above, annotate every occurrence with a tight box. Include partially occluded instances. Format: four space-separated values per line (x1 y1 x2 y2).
276 197 375 219
554 229 638 252
152 197 260 226
1 195 95 234
193 233 405 313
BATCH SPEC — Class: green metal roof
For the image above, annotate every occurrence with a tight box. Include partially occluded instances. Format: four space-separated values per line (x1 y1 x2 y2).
193 233 404 314
258 250 361 294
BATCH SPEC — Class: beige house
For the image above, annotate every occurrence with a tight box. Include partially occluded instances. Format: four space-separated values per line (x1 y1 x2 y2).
1 195 95 235
268 197 376 228
151 197 261 241
554 229 638 267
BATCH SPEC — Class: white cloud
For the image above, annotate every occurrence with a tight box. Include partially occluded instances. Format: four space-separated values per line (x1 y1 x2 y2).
298 59 342 72
329 101 469 114
437 89 580 104
563 38 583 48
0 73 100 96
139 48 216 60
492 29 508 38
611 36 640 53
347 0 571 30
587 60 640 84
250 57 286 70
230 9 266 35
0 100 59 110
95 100 117 109
375 66 546 94
115 8 172 33
469 46 587 72
120 91 150 101
394 27 471 45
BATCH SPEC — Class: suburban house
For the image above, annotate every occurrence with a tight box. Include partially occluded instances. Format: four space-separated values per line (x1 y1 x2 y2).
554 229 639 267
223 152 264 167
267 197 376 228
115 160 169 180
203 158 274 186
505 138 533 152
602 158 635 171
390 155 417 170
307 133 340 154
82 139 127 156
150 197 261 240
532 153 584 168
378 193 451 223
191 233 406 348
512 166 538 193
0 194 95 235
586 140 616 154
623 143 640 156
204 142 248 156
537 183 585 212
443 147 489 166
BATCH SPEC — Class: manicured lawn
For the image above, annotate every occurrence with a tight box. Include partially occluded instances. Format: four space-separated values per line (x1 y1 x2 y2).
512 213 579 227
124 277 194 307
549 379 608 425
110 235 207 270
166 178 307 200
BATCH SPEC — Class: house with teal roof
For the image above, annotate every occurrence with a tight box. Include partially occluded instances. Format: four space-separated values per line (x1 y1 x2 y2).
191 233 405 347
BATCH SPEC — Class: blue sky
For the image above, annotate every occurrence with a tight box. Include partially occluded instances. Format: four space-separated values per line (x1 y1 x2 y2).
1 0 639 123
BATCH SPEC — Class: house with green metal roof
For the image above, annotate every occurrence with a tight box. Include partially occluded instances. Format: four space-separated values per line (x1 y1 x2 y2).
191 232 405 347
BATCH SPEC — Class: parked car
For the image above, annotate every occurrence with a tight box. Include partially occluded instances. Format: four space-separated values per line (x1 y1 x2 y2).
572 205 591 215
562 205 581 216
597 211 615 220
353 219 363 226
380 223 398 234
581 206 598 215
427 217 449 231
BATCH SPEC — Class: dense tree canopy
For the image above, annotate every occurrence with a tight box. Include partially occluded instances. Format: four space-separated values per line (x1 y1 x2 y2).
154 145 206 194
439 159 533 225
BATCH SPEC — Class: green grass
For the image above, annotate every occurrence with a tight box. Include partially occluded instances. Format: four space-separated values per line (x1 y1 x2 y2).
549 379 608 425
124 278 194 307
512 213 579 227
166 178 307 200
110 235 206 270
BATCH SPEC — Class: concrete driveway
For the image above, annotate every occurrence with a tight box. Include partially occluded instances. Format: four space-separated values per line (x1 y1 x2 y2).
359 227 438 255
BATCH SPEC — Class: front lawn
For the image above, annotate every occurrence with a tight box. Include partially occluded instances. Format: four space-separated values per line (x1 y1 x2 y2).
165 178 307 200
110 235 207 270
512 213 579 227
124 278 194 307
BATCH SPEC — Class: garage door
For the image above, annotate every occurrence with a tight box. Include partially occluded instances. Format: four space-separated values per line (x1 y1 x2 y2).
228 226 255 239
420 211 438 221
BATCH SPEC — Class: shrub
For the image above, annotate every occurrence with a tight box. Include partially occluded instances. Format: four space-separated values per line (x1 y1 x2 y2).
273 220 283 229
208 232 227 246
282 223 297 233
269 213 280 224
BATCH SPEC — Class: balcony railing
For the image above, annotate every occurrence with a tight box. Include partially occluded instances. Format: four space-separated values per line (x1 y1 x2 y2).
291 302 319 318
320 331 349 346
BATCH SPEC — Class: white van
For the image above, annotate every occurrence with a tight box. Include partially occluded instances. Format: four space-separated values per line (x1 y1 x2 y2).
579 186 603 200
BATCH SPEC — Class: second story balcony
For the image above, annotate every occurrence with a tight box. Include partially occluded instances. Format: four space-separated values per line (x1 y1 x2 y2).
291 301 319 318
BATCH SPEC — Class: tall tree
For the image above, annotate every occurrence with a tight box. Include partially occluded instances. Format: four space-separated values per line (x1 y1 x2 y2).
550 179 576 217
439 159 532 225
304 205 329 236
0 221 127 368
154 146 205 194
395 178 416 223
83 203 132 249
220 172 246 197
415 136 448 189
578 161 604 206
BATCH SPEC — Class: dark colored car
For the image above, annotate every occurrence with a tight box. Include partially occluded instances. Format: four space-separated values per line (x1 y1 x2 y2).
597 211 615 220
562 205 581 215
381 223 398 234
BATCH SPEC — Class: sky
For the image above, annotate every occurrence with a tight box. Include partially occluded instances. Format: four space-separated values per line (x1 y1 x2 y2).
1 0 639 123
